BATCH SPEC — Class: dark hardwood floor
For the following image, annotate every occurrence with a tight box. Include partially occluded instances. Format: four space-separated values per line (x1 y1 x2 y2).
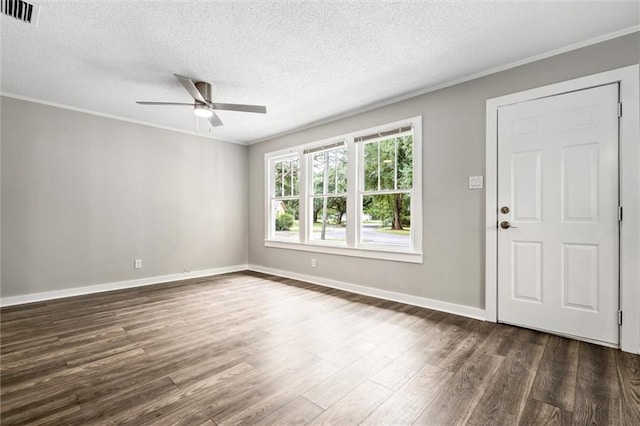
1 272 638 425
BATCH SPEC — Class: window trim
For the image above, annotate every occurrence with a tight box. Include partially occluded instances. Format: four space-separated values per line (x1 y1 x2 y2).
266 152 301 243
264 116 422 264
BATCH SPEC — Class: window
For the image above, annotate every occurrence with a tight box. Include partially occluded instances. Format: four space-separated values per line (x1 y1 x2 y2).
360 130 413 248
265 117 422 263
309 144 347 244
269 155 299 242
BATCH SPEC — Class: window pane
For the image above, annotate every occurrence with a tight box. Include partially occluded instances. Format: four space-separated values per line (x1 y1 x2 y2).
310 196 347 243
327 150 336 193
283 160 292 196
364 142 379 192
397 136 413 190
336 149 347 193
274 161 283 197
361 193 411 247
312 152 324 195
379 138 395 190
273 157 299 197
312 148 347 195
272 199 299 241
363 135 412 192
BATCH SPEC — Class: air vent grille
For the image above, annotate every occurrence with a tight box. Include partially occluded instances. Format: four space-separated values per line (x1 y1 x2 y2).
1 0 40 25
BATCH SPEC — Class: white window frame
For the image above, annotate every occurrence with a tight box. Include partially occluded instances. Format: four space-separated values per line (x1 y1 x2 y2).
265 116 422 263
356 129 416 252
307 143 349 246
267 153 300 242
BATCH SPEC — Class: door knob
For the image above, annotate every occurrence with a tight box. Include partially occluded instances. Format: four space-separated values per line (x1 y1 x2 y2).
500 221 517 229
500 206 510 214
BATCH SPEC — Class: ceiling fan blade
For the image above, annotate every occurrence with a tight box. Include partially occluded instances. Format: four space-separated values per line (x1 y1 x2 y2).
209 111 224 127
174 74 207 103
136 101 194 106
210 103 267 114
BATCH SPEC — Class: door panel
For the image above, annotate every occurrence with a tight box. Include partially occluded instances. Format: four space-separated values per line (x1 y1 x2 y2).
497 83 619 345
512 241 543 303
562 144 598 222
562 243 599 311
512 150 542 222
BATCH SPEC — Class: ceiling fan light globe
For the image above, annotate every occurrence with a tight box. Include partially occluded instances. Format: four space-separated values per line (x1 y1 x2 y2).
194 104 213 118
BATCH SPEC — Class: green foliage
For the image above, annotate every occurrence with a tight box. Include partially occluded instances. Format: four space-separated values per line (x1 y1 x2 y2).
274 200 299 232
363 194 410 227
397 136 413 190
275 212 295 231
273 157 299 197
329 197 347 225
304 136 413 231
281 200 299 220
312 148 348 226
312 149 347 195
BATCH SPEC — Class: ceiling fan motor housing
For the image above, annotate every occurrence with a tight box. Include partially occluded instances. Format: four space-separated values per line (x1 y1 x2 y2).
195 82 212 102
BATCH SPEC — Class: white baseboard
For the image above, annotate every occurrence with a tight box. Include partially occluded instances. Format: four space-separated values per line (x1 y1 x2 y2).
0 264 249 307
2 264 487 322
248 264 486 321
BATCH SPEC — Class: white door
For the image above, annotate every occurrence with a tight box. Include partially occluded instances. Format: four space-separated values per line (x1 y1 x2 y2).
497 83 619 345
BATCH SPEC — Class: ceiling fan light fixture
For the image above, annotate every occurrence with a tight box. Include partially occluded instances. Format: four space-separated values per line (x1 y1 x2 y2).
194 104 213 118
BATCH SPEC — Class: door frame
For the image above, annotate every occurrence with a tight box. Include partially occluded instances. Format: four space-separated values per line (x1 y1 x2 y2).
485 65 640 354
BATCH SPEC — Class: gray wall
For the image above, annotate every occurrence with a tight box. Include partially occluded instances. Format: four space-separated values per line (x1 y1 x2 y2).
248 33 640 310
1 33 637 305
1 97 248 297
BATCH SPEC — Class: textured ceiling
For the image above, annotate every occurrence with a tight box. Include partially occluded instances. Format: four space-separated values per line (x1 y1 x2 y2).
2 1 638 144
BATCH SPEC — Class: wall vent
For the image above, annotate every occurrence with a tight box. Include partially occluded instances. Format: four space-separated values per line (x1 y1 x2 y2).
1 0 40 26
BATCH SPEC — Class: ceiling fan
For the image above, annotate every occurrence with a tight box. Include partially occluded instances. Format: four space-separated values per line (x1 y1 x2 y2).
136 74 266 127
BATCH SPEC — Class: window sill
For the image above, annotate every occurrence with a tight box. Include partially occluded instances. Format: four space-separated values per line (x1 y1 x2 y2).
264 240 423 264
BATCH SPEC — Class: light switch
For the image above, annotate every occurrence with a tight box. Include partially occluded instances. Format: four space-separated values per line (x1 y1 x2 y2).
469 176 484 189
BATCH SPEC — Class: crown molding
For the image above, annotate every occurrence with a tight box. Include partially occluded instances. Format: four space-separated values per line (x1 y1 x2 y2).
250 26 640 145
0 92 247 146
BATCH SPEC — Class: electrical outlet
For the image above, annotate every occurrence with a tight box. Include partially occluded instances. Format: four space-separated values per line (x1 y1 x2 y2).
134 259 142 269
311 258 316 268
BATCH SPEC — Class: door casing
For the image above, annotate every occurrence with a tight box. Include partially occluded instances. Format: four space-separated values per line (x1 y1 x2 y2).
485 65 640 354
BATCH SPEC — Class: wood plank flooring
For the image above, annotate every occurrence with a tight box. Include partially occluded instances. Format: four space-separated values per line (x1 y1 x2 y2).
1 271 638 425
